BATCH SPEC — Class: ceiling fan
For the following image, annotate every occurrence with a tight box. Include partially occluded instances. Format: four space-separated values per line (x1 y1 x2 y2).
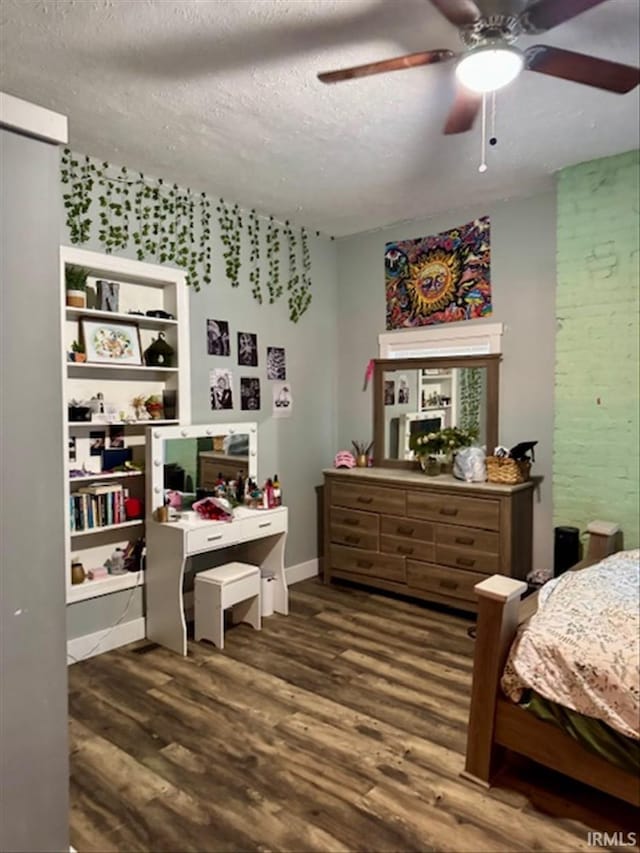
317 0 640 134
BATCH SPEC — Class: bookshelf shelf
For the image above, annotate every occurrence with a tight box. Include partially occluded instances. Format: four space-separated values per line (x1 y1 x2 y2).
70 520 144 539
62 246 191 620
66 570 144 604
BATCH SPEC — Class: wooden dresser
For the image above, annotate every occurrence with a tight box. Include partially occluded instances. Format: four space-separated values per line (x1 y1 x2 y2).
323 468 534 612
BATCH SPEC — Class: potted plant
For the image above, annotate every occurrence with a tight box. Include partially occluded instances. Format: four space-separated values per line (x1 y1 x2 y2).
70 340 86 363
65 264 88 308
145 394 164 420
410 431 444 475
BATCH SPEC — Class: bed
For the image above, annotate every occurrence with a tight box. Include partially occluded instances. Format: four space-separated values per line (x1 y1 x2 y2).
463 524 640 806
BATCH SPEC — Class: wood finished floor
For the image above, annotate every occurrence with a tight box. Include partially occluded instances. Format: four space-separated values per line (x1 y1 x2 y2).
69 578 639 853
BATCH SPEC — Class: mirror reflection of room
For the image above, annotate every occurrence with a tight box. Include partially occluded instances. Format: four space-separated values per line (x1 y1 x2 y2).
164 432 250 506
385 366 487 460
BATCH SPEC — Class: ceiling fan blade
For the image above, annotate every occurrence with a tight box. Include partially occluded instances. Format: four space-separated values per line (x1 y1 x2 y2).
429 0 481 27
521 0 608 33
317 50 455 84
526 45 640 94
443 85 482 134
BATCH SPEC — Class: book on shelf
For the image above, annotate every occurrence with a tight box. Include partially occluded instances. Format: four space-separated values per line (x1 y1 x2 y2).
70 484 126 532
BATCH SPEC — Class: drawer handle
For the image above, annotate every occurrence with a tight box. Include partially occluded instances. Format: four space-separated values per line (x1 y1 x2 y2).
398 546 414 555
207 535 223 542
455 536 474 546
357 559 373 569
396 525 414 536
440 507 458 517
357 496 373 504
440 579 458 590
258 522 272 529
345 535 361 545
343 518 360 527
456 557 475 568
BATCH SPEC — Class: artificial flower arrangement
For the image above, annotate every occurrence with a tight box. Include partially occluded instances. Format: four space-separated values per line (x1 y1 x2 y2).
410 425 478 465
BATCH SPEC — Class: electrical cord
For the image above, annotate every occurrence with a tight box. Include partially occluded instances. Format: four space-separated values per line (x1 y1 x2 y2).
66 569 143 665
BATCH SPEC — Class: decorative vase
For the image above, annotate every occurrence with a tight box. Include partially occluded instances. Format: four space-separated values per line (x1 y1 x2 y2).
355 454 368 468
420 456 440 476
71 561 85 585
66 290 86 309
440 453 455 475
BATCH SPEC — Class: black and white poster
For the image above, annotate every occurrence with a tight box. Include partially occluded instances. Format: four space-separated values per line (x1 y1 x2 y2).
237 332 258 367
207 319 230 356
210 368 234 410
398 375 410 405
272 382 292 418
240 377 261 411
266 346 286 380
384 380 395 406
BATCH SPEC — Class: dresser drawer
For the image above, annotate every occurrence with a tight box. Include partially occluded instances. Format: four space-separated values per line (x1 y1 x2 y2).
435 524 499 554
381 516 434 542
186 523 240 555
331 507 378 532
407 560 486 602
330 544 406 583
331 482 405 516
331 521 379 551
381 535 434 561
407 491 500 531
435 544 499 575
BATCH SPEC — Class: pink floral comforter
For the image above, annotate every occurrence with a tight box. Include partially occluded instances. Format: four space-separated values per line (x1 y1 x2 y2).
502 549 640 739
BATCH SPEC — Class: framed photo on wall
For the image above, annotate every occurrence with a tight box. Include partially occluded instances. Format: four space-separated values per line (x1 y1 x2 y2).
81 318 142 365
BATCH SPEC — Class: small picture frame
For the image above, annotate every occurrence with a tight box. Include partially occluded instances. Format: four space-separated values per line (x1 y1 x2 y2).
81 318 142 366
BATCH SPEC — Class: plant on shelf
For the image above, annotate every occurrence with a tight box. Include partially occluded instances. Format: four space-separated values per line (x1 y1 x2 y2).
70 339 86 363
65 264 88 308
144 394 164 420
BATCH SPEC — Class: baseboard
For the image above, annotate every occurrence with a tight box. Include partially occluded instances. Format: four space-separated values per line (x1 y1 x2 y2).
285 558 319 585
67 616 146 665
67 563 317 663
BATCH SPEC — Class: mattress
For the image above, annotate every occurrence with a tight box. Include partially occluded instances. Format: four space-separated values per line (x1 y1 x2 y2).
519 690 640 775
502 549 640 741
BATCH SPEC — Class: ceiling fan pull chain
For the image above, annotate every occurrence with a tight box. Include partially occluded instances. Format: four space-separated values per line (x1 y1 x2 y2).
478 92 487 173
490 91 497 147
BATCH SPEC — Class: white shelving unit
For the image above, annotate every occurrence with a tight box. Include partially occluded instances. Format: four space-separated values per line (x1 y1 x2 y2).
61 246 191 605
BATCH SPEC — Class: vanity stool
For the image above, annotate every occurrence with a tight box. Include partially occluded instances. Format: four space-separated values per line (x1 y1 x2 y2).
194 562 261 650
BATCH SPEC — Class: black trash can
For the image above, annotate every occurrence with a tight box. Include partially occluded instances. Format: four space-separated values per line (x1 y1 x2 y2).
554 526 581 575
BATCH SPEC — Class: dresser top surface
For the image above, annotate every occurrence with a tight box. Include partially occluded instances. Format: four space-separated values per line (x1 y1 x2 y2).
323 466 536 494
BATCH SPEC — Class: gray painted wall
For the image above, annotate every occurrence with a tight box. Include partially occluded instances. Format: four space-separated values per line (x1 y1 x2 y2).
62 158 338 640
1 129 69 851
336 192 557 572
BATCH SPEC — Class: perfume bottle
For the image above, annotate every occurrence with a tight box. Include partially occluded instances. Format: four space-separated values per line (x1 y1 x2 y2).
273 474 281 507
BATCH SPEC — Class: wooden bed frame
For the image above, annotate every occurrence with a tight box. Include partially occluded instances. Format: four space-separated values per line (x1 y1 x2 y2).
464 526 640 807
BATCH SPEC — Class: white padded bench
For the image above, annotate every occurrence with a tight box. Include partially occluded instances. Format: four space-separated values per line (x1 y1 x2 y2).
194 562 261 650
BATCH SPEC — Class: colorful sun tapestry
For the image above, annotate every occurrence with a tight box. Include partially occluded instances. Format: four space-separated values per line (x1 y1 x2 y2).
384 216 491 329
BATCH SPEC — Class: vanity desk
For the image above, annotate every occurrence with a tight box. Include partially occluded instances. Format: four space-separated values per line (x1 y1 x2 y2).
146 423 288 656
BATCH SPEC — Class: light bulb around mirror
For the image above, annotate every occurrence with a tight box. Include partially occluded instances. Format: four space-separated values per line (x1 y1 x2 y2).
456 45 524 94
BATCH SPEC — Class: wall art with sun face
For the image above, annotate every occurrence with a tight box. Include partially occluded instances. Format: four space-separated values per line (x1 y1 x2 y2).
384 216 491 329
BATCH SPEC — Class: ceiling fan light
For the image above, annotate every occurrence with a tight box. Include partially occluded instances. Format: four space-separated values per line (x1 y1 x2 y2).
456 45 524 93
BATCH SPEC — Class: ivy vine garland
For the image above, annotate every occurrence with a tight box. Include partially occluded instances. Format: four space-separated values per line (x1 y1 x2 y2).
60 149 313 320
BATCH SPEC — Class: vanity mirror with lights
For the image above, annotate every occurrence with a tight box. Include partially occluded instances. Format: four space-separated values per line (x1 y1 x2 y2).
323 354 535 613
146 422 288 656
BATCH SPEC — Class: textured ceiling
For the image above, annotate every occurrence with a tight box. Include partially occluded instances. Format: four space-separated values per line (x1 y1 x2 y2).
1 0 638 235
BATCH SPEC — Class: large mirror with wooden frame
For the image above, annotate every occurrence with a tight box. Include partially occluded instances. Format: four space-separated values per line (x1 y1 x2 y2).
372 355 500 468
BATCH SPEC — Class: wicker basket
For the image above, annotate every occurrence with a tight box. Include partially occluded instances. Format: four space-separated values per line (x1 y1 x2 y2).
486 456 531 485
